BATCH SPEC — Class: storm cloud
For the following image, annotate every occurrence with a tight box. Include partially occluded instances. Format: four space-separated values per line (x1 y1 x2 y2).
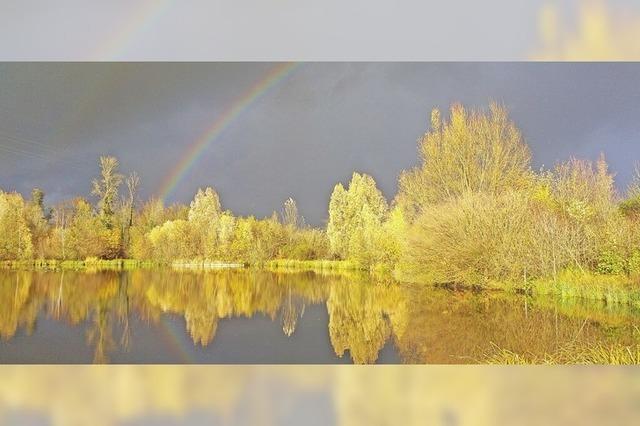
1 63 639 224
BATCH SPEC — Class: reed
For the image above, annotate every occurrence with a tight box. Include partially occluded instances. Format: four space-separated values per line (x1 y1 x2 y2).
265 259 364 271
484 341 640 364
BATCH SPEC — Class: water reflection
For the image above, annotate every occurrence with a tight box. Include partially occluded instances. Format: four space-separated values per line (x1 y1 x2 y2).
281 282 305 337
0 269 639 364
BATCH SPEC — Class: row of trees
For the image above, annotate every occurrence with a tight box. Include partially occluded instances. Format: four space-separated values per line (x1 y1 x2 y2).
135 189 329 263
0 157 331 263
3 103 640 285
1 157 143 260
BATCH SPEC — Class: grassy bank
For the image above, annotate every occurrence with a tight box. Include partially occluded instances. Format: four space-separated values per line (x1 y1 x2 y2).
4 258 640 310
398 267 640 308
0 257 362 273
171 260 246 269
0 258 251 271
518 269 640 308
0 258 159 271
265 258 397 272
265 259 364 272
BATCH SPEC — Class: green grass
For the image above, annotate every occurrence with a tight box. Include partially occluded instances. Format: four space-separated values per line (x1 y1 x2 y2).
484 341 640 365
0 258 159 271
170 259 246 269
525 269 640 308
0 257 365 273
265 259 364 272
398 266 640 308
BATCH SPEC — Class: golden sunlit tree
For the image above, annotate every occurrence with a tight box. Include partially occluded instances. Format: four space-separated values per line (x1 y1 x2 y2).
549 155 630 275
397 104 533 222
0 191 33 260
188 187 222 258
327 172 389 266
620 164 640 222
214 211 237 260
46 199 75 259
24 188 50 259
281 197 301 228
91 156 123 229
147 219 197 261
66 198 104 259
120 172 140 256
129 198 169 259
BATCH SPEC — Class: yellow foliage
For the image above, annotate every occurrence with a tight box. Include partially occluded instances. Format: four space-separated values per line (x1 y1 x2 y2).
148 220 197 261
327 172 389 266
0 191 33 260
397 104 533 221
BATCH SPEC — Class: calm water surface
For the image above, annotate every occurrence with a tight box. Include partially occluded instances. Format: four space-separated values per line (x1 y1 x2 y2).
1 269 639 364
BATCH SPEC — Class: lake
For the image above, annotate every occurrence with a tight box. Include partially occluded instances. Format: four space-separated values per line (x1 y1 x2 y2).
1 268 639 364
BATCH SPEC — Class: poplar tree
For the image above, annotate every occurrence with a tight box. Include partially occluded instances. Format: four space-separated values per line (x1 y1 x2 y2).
281 198 301 228
0 191 33 259
327 172 388 264
188 187 222 257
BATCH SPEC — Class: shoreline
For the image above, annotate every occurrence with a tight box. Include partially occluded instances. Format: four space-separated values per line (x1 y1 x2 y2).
2 259 640 308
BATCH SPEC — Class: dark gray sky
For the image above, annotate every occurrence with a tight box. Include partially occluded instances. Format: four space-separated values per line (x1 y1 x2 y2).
1 63 640 225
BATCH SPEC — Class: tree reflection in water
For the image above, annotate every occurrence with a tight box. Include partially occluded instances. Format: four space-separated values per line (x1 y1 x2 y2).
281 281 305 337
1 269 639 364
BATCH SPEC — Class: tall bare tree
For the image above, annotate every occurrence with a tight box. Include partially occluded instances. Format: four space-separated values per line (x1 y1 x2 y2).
126 172 140 228
91 156 123 228
281 197 301 228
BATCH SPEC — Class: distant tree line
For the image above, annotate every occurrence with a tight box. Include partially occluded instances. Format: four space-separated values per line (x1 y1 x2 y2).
3 103 640 286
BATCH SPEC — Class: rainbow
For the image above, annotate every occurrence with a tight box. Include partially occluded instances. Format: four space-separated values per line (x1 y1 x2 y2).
90 0 174 60
159 316 195 363
157 62 300 201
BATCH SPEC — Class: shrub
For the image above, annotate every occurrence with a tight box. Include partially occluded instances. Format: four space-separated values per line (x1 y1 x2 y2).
628 250 640 277
596 249 627 275
620 196 640 220
401 191 537 285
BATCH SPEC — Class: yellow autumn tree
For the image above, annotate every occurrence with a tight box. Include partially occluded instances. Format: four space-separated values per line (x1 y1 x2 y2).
91 156 123 229
0 191 33 260
397 104 533 222
188 187 222 258
24 188 50 259
327 172 389 266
